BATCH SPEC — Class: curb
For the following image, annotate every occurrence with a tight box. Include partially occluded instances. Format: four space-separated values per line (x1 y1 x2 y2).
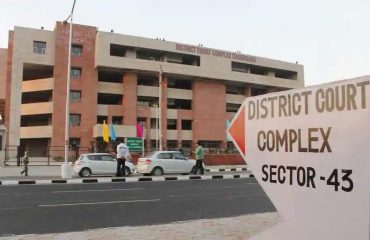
0 174 255 186
205 167 248 172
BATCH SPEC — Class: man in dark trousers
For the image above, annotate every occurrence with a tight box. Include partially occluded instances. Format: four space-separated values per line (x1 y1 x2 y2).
116 140 130 177
20 150 29 176
193 141 205 175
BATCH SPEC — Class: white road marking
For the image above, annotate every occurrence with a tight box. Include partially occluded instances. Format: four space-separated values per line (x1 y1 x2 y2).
39 199 160 207
52 188 143 193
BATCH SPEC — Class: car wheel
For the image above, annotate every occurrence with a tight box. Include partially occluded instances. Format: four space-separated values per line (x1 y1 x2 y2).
151 167 163 176
79 168 91 177
125 167 131 176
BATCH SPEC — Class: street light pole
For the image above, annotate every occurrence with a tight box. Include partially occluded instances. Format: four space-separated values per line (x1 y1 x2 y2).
62 0 77 178
159 65 163 151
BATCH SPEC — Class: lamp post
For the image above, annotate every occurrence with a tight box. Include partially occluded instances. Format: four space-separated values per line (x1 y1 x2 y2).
158 65 163 151
61 0 77 179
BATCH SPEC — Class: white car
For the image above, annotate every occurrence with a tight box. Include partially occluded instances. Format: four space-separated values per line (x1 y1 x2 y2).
74 153 136 177
137 151 197 176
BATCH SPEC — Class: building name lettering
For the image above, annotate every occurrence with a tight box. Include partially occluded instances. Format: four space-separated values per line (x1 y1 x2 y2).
175 43 257 63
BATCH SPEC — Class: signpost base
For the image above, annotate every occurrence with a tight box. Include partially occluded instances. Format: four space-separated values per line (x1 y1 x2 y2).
61 163 72 179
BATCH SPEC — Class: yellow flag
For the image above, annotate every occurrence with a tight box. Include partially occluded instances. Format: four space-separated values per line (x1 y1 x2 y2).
103 120 109 143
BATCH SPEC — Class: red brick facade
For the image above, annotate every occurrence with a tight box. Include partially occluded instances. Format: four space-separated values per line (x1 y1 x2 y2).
52 22 97 147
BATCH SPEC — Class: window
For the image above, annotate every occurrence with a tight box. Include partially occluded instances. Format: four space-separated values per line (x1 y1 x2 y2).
70 90 81 102
158 153 172 159
33 41 46 54
181 120 192 130
251 88 267 96
167 99 192 110
167 140 178 150
112 116 123 125
70 114 81 126
167 119 177 130
71 67 82 79
110 44 126 57
97 115 108 124
150 118 159 129
226 85 244 95
69 138 80 150
98 93 122 105
87 155 100 161
100 155 114 161
71 44 83 56
173 152 187 160
226 103 241 113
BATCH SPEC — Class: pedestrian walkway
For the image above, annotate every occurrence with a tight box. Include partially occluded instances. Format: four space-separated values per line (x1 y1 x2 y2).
2 212 280 240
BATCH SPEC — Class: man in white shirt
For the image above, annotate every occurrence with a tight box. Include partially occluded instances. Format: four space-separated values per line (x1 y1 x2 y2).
116 140 130 177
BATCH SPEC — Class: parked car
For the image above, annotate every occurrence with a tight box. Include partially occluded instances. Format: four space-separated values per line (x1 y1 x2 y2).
137 151 197 176
74 153 136 177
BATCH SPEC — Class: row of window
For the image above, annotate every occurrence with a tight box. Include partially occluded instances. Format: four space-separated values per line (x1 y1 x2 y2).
33 40 297 81
69 114 192 130
33 41 82 56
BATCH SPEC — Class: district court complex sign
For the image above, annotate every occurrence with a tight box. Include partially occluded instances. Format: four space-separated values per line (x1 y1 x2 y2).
228 76 370 240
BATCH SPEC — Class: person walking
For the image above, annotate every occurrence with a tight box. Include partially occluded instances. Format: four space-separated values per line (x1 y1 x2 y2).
20 150 29 176
116 140 130 177
193 141 205 175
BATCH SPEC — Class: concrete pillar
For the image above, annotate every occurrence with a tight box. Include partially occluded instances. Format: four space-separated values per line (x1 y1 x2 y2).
0 125 7 167
123 73 138 125
244 85 252 97
177 118 182 148
161 75 168 149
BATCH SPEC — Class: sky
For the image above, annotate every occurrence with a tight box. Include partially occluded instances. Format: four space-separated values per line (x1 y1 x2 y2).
0 0 369 86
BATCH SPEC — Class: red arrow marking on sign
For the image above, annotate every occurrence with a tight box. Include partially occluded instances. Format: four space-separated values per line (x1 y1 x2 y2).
228 105 246 156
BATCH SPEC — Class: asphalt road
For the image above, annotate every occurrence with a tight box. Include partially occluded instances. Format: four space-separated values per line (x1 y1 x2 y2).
0 178 275 237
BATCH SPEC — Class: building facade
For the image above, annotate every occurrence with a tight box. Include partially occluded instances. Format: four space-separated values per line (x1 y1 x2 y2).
0 48 7 122
4 22 304 158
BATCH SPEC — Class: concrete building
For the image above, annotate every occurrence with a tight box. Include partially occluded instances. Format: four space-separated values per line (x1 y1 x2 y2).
0 48 7 122
3 22 304 159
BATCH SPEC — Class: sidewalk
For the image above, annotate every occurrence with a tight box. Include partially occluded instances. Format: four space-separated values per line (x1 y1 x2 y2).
0 165 248 180
2 212 280 240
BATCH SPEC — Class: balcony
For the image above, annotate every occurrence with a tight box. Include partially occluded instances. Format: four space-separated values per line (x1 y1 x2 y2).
22 78 54 92
182 130 193 140
97 104 123 116
97 82 123 95
137 85 159 97
167 88 192 100
21 102 53 115
226 94 245 104
93 124 136 138
20 126 52 139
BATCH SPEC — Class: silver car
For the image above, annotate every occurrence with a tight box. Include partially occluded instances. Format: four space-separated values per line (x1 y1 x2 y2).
137 151 197 176
74 153 136 177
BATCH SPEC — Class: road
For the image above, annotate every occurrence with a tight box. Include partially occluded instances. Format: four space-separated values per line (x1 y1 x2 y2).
0 178 275 237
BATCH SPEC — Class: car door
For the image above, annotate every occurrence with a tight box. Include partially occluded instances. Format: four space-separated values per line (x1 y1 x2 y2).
100 154 116 174
172 152 193 173
157 152 174 173
86 155 103 174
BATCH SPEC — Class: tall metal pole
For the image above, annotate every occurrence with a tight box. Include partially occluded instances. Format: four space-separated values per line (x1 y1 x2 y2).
62 0 76 178
64 14 73 166
155 106 158 150
159 66 163 151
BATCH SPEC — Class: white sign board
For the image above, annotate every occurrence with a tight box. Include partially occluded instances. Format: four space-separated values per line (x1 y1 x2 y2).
228 77 370 240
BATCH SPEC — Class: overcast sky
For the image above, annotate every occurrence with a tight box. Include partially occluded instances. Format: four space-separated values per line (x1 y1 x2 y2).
0 0 369 86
